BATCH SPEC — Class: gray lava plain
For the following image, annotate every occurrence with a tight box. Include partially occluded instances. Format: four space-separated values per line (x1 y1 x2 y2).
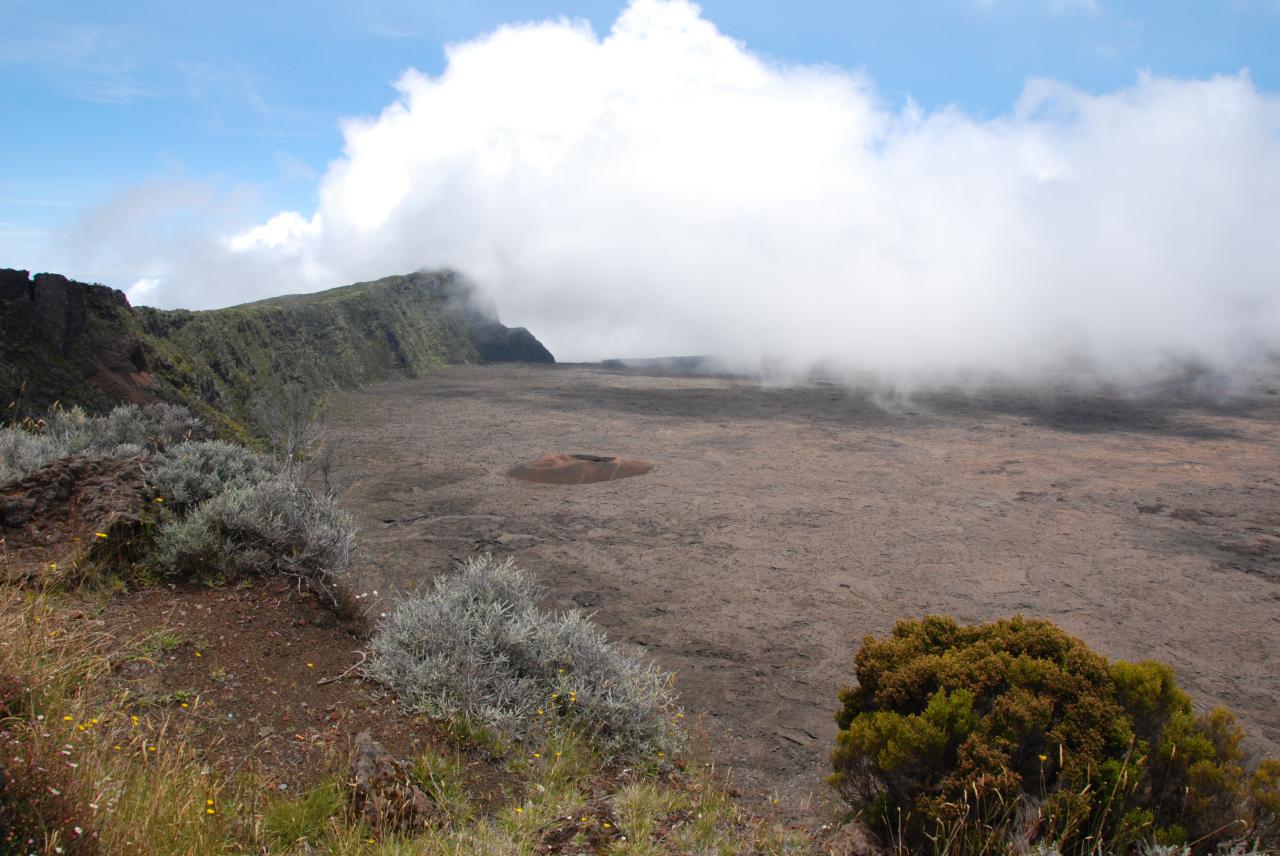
326 362 1280 821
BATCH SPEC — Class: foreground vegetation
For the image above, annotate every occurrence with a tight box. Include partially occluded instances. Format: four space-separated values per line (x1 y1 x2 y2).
0 403 803 854
3 402 1278 854
831 616 1280 855
0 401 356 602
368 555 683 760
0 585 812 855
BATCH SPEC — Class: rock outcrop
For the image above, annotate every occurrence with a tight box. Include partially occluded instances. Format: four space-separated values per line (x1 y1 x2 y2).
0 269 162 415
0 456 153 583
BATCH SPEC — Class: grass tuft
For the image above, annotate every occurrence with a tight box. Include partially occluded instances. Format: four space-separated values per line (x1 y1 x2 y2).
263 777 346 851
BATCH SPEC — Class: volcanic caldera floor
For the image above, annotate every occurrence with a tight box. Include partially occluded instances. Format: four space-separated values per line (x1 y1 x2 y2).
325 363 1280 825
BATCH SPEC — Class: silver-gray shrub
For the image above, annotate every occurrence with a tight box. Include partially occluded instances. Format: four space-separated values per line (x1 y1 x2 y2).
1 427 70 484
0 402 203 484
153 476 356 606
148 440 272 509
42 402 202 453
1 400 357 609
367 554 680 759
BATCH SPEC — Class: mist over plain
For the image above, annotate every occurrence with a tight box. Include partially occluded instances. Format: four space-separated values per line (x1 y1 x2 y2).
73 0 1280 386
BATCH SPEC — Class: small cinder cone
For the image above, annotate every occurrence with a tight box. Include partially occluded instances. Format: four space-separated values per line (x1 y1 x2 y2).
509 453 654 485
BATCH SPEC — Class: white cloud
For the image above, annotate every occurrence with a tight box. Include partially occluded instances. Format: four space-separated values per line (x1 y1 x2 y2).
69 0 1280 382
126 276 159 304
227 210 320 252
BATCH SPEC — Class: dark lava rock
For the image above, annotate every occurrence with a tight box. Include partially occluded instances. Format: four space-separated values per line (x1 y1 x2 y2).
349 730 438 832
0 455 153 582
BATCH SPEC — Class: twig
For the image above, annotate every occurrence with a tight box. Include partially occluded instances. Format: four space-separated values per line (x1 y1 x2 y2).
317 650 368 685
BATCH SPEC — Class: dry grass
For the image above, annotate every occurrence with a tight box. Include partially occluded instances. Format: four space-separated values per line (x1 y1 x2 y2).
0 586 247 854
0 584 807 855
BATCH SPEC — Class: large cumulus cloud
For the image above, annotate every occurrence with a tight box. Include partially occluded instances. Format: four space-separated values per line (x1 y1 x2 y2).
76 0 1280 378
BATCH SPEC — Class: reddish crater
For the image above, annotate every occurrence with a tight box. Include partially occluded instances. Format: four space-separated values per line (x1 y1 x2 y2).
509 453 654 485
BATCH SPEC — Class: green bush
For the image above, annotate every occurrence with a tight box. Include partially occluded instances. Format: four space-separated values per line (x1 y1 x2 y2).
367 554 681 759
831 616 1278 854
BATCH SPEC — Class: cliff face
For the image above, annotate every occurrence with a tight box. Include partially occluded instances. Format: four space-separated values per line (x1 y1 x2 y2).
1 268 553 434
0 269 165 416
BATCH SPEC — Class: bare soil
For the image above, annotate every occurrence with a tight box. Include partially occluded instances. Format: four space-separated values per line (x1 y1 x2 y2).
96 579 452 793
325 363 1280 824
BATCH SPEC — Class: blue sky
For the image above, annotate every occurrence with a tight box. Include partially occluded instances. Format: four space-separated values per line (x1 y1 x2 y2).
2 0 1279 283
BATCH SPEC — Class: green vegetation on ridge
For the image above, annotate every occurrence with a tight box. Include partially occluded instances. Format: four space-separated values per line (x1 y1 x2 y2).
1 268 552 438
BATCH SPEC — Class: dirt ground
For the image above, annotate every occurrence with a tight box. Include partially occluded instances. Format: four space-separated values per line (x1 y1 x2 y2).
325 363 1280 825
96 579 450 793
